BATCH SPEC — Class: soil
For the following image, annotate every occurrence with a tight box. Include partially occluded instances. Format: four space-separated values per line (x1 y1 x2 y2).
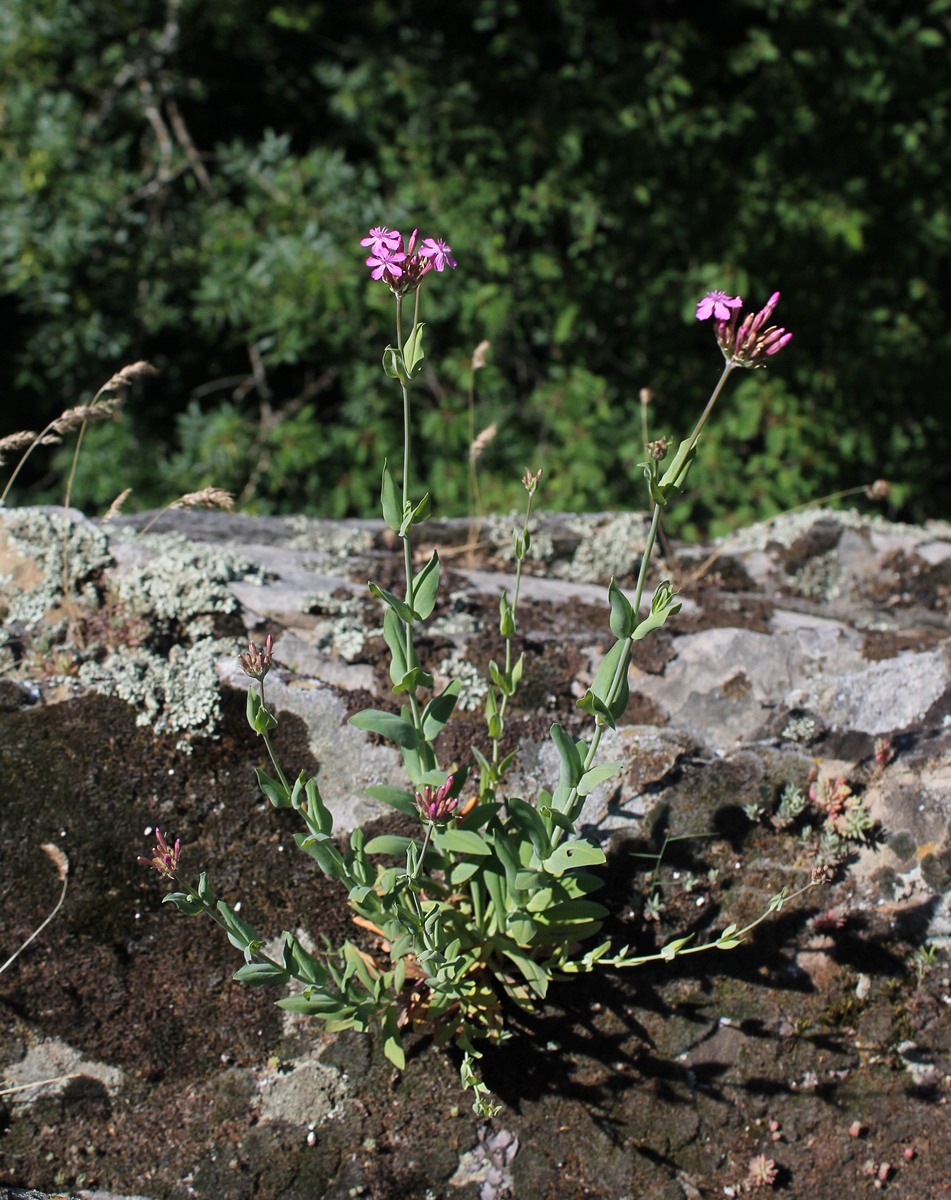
1 521 950 1200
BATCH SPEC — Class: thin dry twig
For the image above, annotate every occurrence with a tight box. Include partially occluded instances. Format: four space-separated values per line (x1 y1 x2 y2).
0 1073 81 1099
0 844 70 978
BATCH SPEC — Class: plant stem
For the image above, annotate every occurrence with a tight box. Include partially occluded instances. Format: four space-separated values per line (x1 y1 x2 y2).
258 679 291 793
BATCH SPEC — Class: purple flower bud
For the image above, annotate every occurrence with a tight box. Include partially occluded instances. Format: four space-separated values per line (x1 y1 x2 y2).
415 775 458 823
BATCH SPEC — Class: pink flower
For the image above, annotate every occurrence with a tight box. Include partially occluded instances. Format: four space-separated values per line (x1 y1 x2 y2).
366 248 406 281
709 290 793 368
138 828 182 878
418 237 457 273
696 290 743 321
360 226 402 255
361 227 456 293
416 775 458 823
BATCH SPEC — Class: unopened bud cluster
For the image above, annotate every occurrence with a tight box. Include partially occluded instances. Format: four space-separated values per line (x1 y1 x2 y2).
696 290 792 368
416 776 458 823
137 828 181 878
239 633 274 681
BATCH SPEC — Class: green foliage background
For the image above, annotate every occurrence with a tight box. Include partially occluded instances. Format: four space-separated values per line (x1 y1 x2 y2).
2 0 950 535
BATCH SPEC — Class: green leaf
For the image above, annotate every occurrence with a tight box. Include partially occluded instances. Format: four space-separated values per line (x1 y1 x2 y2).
549 723 583 790
394 666 434 694
369 581 415 624
403 322 426 379
587 637 630 723
434 828 493 856
421 679 461 741
539 898 609 923
507 797 552 861
608 577 636 639
412 550 440 619
365 784 418 817
499 591 516 637
382 1006 406 1068
382 345 405 380
576 688 616 730
655 437 697 501
164 891 204 916
660 934 695 962
451 859 481 885
380 459 402 531
247 686 278 735
364 834 415 856
277 993 350 1016
350 708 419 748
233 962 289 984
400 492 431 536
255 767 291 808
282 932 326 985
542 839 607 875
294 831 346 878
577 761 622 796
501 945 549 996
632 579 682 641
304 777 334 836
382 608 408 685
506 915 537 945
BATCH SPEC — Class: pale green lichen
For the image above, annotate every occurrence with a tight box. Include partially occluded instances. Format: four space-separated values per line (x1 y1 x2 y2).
437 656 488 711
0 508 112 630
559 512 649 583
2 512 265 743
78 637 232 744
301 591 370 662
286 516 374 571
113 532 262 626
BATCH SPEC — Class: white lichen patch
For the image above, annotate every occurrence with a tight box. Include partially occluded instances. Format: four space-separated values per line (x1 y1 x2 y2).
0 508 112 629
559 511 650 583
255 1048 350 1128
78 637 234 744
286 515 374 570
112 532 262 625
300 592 371 662
437 656 488 711
481 512 553 564
721 505 933 555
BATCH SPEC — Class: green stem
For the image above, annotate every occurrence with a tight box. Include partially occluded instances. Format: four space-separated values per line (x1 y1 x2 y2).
491 486 537 769
258 680 291 793
394 294 427 746
685 361 734 454
557 363 732 830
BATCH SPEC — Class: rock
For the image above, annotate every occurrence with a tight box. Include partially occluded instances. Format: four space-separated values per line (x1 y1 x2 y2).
3 505 951 1199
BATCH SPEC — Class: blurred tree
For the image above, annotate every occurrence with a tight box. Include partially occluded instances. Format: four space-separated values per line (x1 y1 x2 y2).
1 0 949 532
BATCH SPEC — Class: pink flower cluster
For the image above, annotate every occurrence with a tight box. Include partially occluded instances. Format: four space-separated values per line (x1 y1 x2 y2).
361 226 456 294
416 775 458 823
239 633 274 681
696 290 792 368
138 828 182 878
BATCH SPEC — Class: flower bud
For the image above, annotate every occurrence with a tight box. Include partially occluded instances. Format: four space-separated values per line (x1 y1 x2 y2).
416 775 458 823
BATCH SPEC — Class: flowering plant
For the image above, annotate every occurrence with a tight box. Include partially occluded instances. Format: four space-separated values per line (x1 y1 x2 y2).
146 260 815 1115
